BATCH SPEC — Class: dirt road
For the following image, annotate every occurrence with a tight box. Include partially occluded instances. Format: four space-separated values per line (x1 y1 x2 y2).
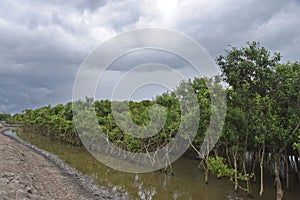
0 128 128 200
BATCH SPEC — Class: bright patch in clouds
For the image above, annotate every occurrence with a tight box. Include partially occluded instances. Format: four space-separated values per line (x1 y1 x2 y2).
156 0 178 15
156 0 178 25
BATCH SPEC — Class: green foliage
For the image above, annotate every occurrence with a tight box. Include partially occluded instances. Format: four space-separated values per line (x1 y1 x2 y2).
209 156 254 182
293 135 300 150
15 77 213 153
0 112 13 123
208 156 235 178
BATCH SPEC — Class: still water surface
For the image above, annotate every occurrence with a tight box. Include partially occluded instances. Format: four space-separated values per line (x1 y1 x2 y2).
16 133 300 200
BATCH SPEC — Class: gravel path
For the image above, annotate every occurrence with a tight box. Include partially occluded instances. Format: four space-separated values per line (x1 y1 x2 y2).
0 128 129 200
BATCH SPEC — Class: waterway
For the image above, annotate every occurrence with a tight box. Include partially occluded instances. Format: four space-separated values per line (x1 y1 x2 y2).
12 131 300 200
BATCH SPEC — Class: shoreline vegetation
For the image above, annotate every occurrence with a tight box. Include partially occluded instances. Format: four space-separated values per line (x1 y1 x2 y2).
0 128 128 200
3 42 300 200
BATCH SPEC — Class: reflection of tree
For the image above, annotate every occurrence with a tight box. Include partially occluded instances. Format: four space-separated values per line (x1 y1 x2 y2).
133 174 157 200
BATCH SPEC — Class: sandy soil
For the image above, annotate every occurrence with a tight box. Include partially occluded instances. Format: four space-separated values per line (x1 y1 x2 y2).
0 128 128 200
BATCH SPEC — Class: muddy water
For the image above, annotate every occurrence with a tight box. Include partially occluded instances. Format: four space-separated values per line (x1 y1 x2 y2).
18 133 300 200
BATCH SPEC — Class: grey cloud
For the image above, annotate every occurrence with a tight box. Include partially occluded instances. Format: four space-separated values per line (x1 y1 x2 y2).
173 0 300 61
109 49 190 71
1 0 300 113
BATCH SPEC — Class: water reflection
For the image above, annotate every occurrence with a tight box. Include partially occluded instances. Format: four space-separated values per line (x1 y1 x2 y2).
18 133 300 200
134 174 157 200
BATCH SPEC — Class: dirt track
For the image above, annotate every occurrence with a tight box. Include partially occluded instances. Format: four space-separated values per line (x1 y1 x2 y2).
0 128 128 200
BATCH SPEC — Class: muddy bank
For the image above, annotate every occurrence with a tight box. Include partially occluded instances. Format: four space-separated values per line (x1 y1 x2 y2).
0 128 129 200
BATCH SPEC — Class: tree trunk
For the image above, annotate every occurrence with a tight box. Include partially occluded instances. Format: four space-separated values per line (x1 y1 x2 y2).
274 153 284 200
234 151 238 191
204 154 209 184
259 142 265 197
226 141 232 168
285 152 289 189
242 154 251 194
205 169 209 184
295 154 300 182
243 162 251 194
252 152 258 182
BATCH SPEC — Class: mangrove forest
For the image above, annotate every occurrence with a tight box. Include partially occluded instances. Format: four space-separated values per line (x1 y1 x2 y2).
11 42 300 200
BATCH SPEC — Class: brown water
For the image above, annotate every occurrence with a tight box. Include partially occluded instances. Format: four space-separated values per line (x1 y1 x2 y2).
18 133 300 200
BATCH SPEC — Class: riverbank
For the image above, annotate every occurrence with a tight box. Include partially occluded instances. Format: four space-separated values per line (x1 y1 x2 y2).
0 128 128 200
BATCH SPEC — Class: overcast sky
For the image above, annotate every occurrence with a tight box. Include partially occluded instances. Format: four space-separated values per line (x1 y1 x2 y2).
1 0 300 113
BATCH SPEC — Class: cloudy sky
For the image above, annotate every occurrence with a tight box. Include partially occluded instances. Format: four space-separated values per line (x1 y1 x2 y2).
1 0 300 113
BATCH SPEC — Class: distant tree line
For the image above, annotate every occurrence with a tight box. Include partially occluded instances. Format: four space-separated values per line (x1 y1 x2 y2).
0 112 13 123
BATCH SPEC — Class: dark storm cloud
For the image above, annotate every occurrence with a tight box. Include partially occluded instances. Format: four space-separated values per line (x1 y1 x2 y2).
1 0 300 113
109 49 190 71
173 0 300 61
